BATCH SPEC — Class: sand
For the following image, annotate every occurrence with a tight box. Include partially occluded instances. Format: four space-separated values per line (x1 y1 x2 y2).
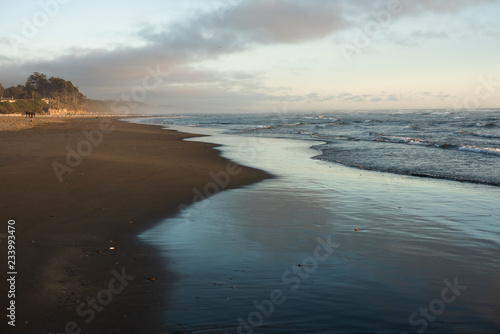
0 116 271 333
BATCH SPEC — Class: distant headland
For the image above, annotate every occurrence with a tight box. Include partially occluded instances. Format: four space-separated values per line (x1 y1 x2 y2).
0 72 171 115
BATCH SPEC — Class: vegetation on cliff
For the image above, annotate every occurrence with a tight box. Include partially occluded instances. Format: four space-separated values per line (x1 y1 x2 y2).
0 72 86 114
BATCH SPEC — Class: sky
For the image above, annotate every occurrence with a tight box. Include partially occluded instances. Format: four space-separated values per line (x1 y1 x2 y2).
1 0 500 112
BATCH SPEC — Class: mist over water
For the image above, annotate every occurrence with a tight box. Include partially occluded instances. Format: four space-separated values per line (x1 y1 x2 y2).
143 109 500 187
136 115 500 333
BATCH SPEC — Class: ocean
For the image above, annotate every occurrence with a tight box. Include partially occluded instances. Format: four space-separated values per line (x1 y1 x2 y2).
141 109 500 187
134 109 500 333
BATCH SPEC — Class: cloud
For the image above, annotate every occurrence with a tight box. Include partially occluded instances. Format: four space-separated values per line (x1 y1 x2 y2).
0 54 12 62
385 29 449 47
410 30 449 39
343 95 367 103
305 92 336 103
0 0 496 109
1 1 351 99
215 0 347 44
386 94 399 101
400 0 499 15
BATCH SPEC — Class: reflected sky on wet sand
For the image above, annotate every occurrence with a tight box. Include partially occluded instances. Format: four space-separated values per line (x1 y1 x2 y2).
140 129 500 333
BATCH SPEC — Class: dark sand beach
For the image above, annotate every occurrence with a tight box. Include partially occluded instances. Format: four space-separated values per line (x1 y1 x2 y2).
0 116 270 333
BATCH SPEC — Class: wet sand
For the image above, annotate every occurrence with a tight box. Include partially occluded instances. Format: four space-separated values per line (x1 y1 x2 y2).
0 116 270 333
140 128 500 333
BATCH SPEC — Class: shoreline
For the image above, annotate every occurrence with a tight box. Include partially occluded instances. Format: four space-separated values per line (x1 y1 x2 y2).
139 128 500 333
0 116 271 333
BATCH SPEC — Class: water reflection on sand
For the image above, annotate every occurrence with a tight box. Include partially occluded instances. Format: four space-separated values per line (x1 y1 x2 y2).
140 128 500 333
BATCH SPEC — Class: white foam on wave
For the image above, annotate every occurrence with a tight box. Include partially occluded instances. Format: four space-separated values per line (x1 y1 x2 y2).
378 135 430 146
475 122 496 127
459 145 500 156
282 122 304 127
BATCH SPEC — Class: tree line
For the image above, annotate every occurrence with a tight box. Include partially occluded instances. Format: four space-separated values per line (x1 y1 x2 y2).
0 72 86 106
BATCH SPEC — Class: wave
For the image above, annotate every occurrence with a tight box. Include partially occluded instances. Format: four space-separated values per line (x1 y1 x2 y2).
458 130 500 138
312 133 360 141
473 133 500 138
304 116 338 121
375 135 431 146
318 116 338 120
282 122 304 127
475 122 496 127
243 122 306 132
296 130 313 135
327 133 500 157
434 143 456 149
312 155 500 187
458 145 500 156
314 122 341 129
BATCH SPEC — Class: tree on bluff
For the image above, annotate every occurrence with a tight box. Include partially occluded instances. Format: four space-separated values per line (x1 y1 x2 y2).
4 84 29 99
1 72 86 105
25 72 86 105
25 72 48 99
46 76 86 105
